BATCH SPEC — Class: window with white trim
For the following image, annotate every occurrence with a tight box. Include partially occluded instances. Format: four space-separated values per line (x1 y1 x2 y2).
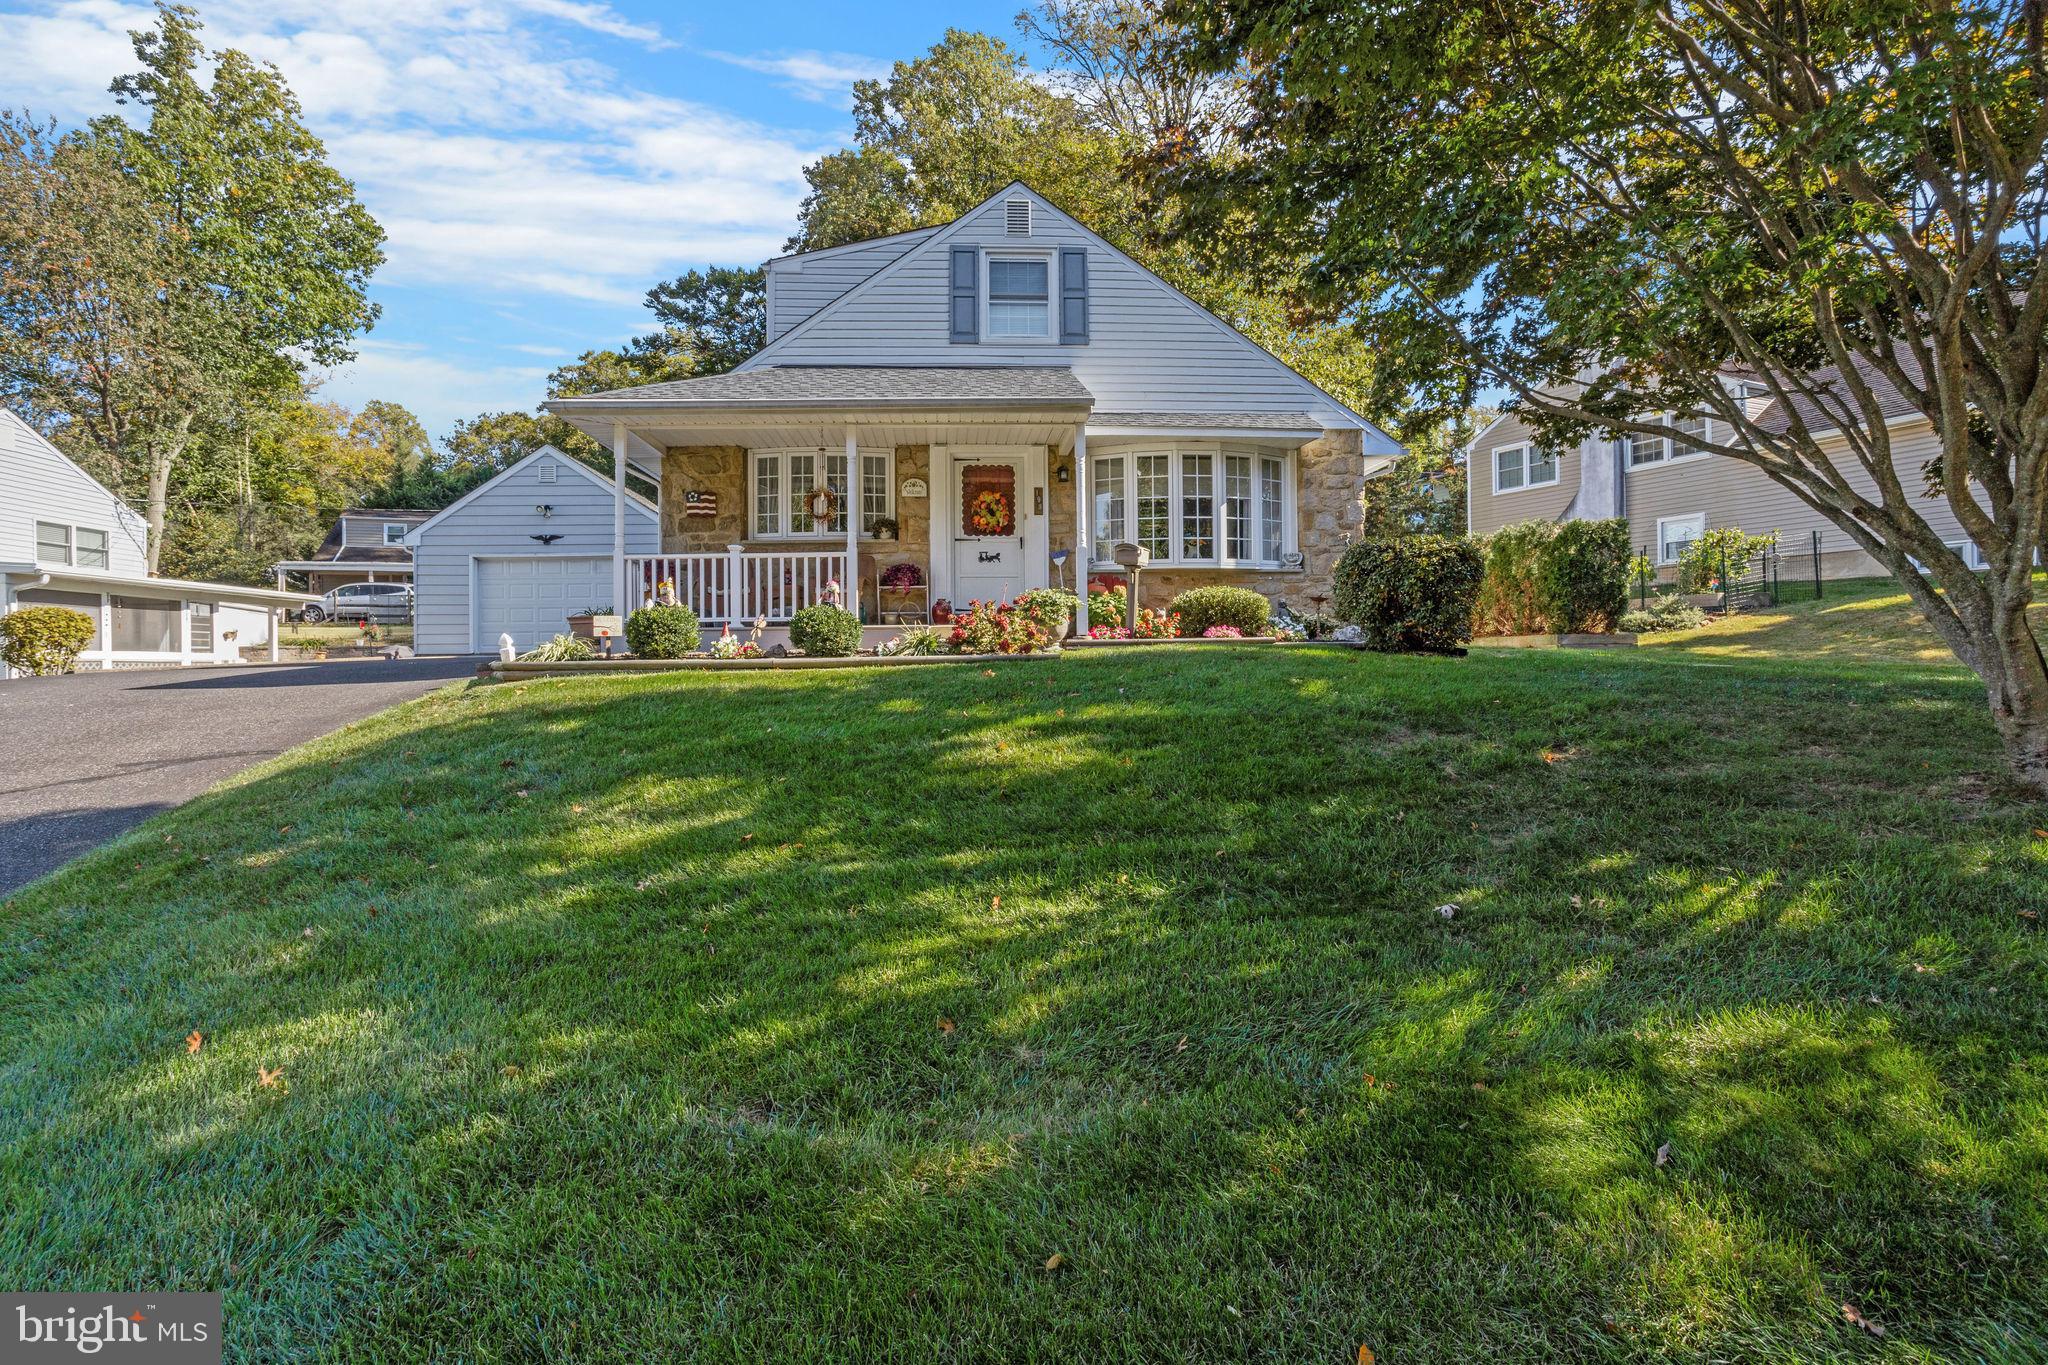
1092 445 1295 568
383 522 409 545
35 521 72 565
985 253 1050 338
1492 442 1559 493
750 448 893 538
75 528 109 569
1657 513 1706 564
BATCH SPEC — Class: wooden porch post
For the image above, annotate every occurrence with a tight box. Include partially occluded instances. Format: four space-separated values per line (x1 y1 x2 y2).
612 419 629 615
844 427 860 623
1073 426 1090 637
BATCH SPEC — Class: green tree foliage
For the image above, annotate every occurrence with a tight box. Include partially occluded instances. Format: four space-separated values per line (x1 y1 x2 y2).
1169 0 2048 790
1358 408 1487 539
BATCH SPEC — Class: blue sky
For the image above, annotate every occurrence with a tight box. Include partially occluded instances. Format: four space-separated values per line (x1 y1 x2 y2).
0 0 1027 435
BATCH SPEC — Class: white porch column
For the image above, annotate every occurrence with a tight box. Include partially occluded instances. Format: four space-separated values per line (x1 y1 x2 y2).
844 427 860 623
99 593 112 670
1073 427 1090 637
612 419 629 614
178 599 192 666
269 608 280 663
274 568 286 591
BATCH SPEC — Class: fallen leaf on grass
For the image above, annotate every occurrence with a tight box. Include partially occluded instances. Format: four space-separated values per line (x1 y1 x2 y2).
1358 1346 1376 1365
990 895 1001 911
1840 1302 1885 1336
258 1066 284 1089
571 804 586 815
2033 829 2047 840
2020 909 2038 922
185 1030 203 1055
1654 1141 1672 1167
1436 903 1458 919
1174 1035 1189 1053
937 1018 957 1034
1042 1253 1063 1271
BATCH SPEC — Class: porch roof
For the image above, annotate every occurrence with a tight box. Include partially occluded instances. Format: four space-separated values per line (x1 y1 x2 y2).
550 364 1094 409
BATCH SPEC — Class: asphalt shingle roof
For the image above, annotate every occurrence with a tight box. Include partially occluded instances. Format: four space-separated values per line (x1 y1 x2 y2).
1090 410 1324 430
564 365 1094 407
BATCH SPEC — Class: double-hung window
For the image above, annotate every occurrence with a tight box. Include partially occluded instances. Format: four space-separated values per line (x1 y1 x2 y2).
1493 442 1559 493
985 255 1051 338
750 448 892 538
1092 446 1294 568
1658 513 1706 565
383 523 409 546
35 521 72 566
75 528 109 569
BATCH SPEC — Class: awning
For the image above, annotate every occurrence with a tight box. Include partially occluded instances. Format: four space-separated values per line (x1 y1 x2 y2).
0 564 314 607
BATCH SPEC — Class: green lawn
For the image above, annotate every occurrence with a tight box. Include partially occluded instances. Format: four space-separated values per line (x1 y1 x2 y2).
1640 571 2048 665
2 640 2044 1361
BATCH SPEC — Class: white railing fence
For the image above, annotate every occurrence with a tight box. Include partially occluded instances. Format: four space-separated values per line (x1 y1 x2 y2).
627 547 850 623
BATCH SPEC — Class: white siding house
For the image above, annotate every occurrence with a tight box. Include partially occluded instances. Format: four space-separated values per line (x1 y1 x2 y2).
764 227 942 344
409 446 658 655
0 409 310 676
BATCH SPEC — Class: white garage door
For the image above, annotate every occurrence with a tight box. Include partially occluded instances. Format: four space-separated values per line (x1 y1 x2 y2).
474 556 613 653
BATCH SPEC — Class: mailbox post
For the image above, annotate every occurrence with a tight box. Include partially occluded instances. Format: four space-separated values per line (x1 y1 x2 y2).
1111 541 1150 633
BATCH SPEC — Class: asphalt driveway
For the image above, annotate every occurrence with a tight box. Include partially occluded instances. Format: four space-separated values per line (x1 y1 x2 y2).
0 658 478 894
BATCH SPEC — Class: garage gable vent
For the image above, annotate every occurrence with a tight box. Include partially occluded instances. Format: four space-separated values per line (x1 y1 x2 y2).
537 458 558 483
1005 198 1030 235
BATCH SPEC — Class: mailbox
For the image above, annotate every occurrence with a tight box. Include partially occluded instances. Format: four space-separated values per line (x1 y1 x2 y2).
1110 542 1149 632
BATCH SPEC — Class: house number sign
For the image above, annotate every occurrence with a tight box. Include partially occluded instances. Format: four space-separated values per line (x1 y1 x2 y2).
684 490 718 517
900 477 928 498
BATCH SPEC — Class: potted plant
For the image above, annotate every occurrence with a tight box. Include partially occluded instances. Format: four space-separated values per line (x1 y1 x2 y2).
868 516 900 541
567 605 620 640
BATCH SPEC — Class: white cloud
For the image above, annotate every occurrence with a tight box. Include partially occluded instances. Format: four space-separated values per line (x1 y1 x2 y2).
702 48 889 104
313 341 553 438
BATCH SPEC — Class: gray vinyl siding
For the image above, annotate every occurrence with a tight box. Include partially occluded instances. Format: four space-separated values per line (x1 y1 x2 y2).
765 231 941 344
748 190 1365 427
1469 411 1582 535
412 452 658 654
0 409 150 574
1621 417 1967 562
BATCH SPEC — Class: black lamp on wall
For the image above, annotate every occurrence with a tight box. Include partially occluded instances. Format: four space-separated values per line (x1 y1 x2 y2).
1055 461 1071 483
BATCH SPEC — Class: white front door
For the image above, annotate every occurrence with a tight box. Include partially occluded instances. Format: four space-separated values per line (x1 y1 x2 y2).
474 555 612 653
951 456 1029 606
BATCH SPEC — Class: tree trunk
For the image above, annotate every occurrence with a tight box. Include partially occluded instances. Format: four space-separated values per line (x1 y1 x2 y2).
141 415 195 576
1984 614 2048 799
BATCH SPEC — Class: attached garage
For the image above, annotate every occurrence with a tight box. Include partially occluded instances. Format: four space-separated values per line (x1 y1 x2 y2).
408 446 659 655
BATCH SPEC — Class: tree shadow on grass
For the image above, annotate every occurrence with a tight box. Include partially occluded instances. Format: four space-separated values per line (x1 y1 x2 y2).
0 649 2043 1362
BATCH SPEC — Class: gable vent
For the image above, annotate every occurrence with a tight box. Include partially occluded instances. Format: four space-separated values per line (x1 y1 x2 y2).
1005 199 1031 235
537 459 558 484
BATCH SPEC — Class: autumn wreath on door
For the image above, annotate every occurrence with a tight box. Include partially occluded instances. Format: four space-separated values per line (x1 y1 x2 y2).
960 464 1017 536
803 485 838 527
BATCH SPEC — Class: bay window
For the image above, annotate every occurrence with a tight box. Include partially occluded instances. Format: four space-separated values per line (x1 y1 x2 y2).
750 448 892 539
1092 445 1295 568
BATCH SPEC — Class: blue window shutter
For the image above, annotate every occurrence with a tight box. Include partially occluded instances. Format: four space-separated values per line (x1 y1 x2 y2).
949 246 979 343
1059 248 1089 344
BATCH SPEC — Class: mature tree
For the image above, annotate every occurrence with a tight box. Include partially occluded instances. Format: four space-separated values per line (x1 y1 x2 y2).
642 267 766 373
2 3 382 571
350 401 432 479
790 30 1139 252
1017 0 1247 162
0 113 239 514
1172 0 2048 792
1358 410 1487 539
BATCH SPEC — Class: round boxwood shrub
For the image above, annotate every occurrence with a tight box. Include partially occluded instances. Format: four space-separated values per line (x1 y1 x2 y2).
789 603 863 656
0 605 97 675
1167 585 1271 636
1333 534 1485 652
623 604 701 658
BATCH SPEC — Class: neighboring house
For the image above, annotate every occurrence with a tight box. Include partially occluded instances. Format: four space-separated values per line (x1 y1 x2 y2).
542 181 1404 636
1467 368 1996 579
0 409 310 676
408 446 658 654
273 508 433 595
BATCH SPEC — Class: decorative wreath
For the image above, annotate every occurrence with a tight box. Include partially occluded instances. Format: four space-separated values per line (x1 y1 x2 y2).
803 485 838 524
968 488 1012 535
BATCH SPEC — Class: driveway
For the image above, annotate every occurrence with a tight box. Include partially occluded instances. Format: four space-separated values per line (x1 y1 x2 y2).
0 658 478 894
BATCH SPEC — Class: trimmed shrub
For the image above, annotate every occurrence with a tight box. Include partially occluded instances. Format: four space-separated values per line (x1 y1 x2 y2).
1619 595 1710 634
1333 535 1484 652
1536 517 1631 632
0 605 97 675
624 605 701 658
1167 585 1271 636
789 603 863 656
1474 520 1554 635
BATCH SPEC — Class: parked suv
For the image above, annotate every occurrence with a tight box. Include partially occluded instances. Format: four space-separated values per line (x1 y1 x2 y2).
302 581 414 624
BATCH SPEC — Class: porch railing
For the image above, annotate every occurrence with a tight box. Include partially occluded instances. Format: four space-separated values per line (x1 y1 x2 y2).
626 547 850 623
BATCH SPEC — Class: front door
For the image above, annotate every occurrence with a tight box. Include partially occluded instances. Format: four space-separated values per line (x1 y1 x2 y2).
952 457 1028 605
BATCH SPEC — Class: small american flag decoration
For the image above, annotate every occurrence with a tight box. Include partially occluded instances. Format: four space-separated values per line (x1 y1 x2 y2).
684 489 718 518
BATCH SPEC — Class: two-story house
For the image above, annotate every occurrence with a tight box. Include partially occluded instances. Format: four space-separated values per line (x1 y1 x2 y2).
272 508 433 596
1467 367 1998 580
0 410 311 676
541 182 1405 639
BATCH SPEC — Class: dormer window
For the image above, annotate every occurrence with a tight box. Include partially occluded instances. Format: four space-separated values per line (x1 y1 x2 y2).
383 523 409 545
985 254 1050 338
